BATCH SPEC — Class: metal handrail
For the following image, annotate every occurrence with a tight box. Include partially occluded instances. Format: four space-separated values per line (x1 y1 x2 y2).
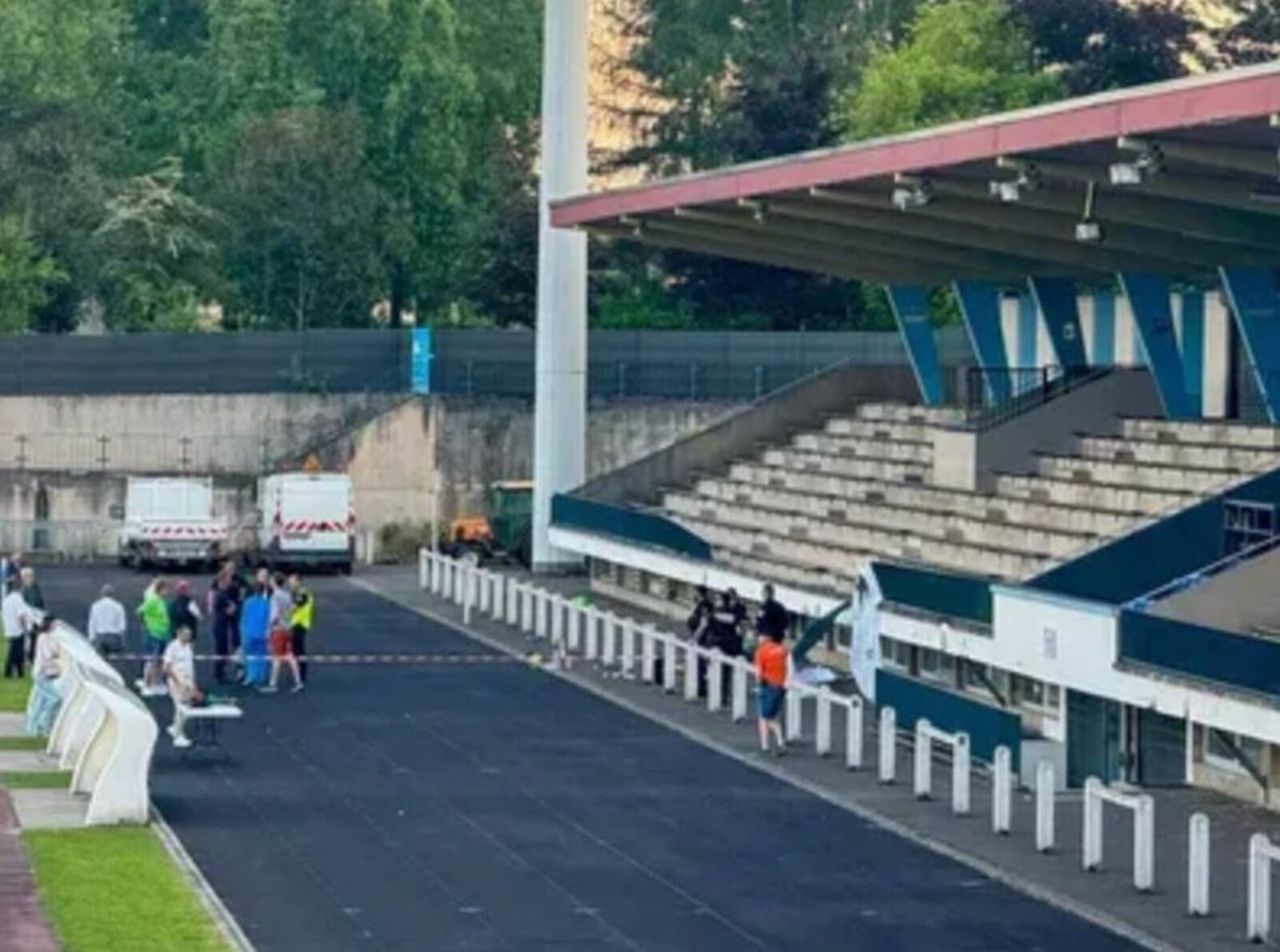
962 365 1110 430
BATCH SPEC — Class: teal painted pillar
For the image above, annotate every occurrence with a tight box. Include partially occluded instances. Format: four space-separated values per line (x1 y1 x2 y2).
953 281 1011 403
1091 290 1116 366
1028 277 1088 369
887 285 945 406
1220 267 1280 424
1180 289 1205 417
1118 273 1197 419
1017 292 1038 368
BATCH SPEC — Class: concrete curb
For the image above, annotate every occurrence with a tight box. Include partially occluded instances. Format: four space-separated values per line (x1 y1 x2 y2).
151 805 256 952
351 577 1184 952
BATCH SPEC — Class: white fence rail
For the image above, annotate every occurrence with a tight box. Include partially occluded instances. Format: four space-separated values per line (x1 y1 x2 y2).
913 719 970 816
1083 777 1154 892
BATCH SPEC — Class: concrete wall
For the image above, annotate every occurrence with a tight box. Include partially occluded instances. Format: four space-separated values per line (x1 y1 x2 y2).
1152 546 1280 635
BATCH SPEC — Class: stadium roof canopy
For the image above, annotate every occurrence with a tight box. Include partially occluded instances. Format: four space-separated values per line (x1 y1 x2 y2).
552 62 1280 287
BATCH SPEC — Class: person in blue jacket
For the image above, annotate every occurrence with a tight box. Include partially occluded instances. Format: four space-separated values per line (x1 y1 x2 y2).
240 574 273 688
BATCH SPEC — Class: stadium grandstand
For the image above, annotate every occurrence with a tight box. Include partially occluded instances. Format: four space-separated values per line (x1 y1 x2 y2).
545 61 1280 807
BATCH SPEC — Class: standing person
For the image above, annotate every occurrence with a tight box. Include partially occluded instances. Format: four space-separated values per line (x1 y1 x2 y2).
163 625 202 749
25 616 62 736
240 579 272 688
755 627 790 756
87 584 127 657
287 574 313 686
168 580 202 643
0 552 21 589
138 579 171 693
210 569 238 685
19 566 44 663
756 584 790 642
2 579 30 679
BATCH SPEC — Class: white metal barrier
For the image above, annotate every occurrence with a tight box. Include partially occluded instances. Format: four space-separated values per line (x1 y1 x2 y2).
1082 777 1154 891
992 746 1012 835
912 719 970 816
45 623 158 826
1036 761 1055 852
1249 832 1280 941
1188 812 1210 918
878 706 896 783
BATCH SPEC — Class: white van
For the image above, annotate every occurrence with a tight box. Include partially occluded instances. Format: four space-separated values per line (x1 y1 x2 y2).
259 472 354 572
119 477 228 569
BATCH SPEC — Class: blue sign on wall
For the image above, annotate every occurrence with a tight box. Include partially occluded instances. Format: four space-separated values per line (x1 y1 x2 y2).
410 328 433 394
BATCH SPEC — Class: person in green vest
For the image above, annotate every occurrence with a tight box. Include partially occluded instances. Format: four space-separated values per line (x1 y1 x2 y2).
138 579 172 695
287 574 314 687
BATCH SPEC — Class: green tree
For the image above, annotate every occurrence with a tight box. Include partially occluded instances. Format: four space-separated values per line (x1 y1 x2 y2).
0 216 64 333
834 0 1063 140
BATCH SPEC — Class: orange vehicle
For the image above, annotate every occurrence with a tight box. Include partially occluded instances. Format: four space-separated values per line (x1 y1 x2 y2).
443 481 532 566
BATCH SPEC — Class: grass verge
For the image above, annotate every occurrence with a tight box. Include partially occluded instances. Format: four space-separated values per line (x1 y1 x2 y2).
0 770 71 789
24 827 230 952
0 736 44 751
0 673 30 712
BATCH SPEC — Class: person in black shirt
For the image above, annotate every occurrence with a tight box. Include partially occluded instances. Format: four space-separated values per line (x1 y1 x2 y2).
757 584 790 642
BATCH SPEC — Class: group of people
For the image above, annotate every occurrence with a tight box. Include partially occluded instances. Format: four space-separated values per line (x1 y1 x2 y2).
686 582 793 755
0 555 64 736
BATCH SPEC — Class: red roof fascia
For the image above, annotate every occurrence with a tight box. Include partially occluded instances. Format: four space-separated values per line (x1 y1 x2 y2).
552 68 1280 228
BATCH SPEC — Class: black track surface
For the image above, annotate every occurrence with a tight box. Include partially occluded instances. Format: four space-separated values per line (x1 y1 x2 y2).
41 566 1136 952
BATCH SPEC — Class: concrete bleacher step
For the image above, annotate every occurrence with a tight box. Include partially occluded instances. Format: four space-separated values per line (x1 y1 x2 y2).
995 473 1198 516
669 501 1052 580
824 416 934 444
792 432 934 465
680 482 1095 559
1035 452 1247 494
726 462 1137 536
856 403 964 425
1076 434 1278 473
1122 417 1280 450
762 448 929 485
716 550 854 596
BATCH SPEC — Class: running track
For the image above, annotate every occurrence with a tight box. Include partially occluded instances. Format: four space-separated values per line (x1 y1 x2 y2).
42 566 1137 952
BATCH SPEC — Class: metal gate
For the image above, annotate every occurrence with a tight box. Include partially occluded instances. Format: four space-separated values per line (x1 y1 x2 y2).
1067 690 1122 787
1132 708 1187 787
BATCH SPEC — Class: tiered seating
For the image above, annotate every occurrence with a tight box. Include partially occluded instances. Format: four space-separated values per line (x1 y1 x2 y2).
658 403 1280 596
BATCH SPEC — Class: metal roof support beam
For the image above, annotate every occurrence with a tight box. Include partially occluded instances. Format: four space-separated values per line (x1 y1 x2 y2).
953 281 1012 403
1121 136 1279 179
1116 273 1199 420
1219 267 1280 425
800 189 1187 277
1028 277 1088 369
886 285 946 406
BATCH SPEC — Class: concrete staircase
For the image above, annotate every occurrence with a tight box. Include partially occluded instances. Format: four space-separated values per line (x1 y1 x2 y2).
659 404 1280 596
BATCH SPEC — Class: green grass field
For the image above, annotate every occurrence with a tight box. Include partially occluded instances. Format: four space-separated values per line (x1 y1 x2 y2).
25 827 229 952
0 770 71 789
0 735 44 751
0 673 30 712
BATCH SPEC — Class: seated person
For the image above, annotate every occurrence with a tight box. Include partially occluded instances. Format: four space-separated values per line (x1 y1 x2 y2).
163 625 204 749
24 616 62 737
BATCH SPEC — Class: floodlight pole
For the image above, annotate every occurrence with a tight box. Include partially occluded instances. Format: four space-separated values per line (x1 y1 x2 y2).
532 0 590 572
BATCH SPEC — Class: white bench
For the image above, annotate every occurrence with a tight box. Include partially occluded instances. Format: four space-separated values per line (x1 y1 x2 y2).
172 701 243 757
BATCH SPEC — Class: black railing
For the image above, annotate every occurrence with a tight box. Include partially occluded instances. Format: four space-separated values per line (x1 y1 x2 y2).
964 364 1109 429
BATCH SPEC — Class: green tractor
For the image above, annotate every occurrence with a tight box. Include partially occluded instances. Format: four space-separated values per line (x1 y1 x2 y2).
444 480 534 567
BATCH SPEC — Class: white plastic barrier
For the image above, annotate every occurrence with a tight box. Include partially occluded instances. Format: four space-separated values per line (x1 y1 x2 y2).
584 607 599 661
878 706 896 783
601 612 618 668
682 641 699 701
1035 761 1055 852
662 637 677 693
1188 812 1210 918
912 719 970 816
45 623 158 826
1082 777 1154 891
992 746 1012 835
707 650 725 713
620 620 636 678
845 696 864 770
731 660 749 722
1249 832 1280 941
641 626 657 683
785 688 803 742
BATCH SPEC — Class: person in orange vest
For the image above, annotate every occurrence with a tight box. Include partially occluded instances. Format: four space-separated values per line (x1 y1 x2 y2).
754 626 789 755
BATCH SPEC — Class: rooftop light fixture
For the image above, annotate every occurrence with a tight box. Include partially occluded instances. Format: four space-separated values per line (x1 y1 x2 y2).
1075 181 1104 244
988 165 1041 203
1109 142 1163 187
892 174 933 211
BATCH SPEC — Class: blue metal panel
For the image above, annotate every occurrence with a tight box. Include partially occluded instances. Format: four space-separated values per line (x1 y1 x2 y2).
873 561 992 626
1017 293 1038 367
1120 610 1280 699
1118 273 1197 419
410 328 433 394
1028 277 1087 368
1180 289 1205 416
953 281 1010 402
1220 267 1280 424
1091 291 1115 366
886 285 944 405
551 494 713 562
876 669 1022 769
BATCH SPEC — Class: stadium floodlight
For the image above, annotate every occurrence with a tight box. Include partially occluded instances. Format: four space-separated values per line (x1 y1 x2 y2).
1075 181 1104 244
1109 144 1163 187
988 166 1041 203
891 175 933 211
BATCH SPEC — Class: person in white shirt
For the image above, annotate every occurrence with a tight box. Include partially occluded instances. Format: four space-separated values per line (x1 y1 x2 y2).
87 584 127 656
24 616 62 736
163 625 202 749
3 580 30 679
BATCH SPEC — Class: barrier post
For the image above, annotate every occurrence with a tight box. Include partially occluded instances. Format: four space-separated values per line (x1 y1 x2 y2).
845 698 863 770
475 572 489 615
914 719 933 799
992 746 1012 835
428 553 440 593
1249 833 1276 942
550 596 565 647
462 567 474 625
786 689 802 742
1036 761 1055 852
1134 794 1155 892
731 663 748 721
1083 778 1154 891
662 638 677 693
453 564 466 606
1188 812 1210 918
683 644 699 701
507 582 519 627
520 585 534 633
418 549 429 589
620 621 636 678
567 603 582 651
493 575 506 623
879 706 896 783
602 613 618 668
952 732 971 816
440 560 452 600
584 608 599 660
641 627 657 683
1083 778 1103 871
534 590 549 639
707 653 723 713
815 691 832 757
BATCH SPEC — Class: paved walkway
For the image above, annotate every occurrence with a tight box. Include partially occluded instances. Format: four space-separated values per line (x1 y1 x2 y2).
363 565 1280 952
0 714 62 951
